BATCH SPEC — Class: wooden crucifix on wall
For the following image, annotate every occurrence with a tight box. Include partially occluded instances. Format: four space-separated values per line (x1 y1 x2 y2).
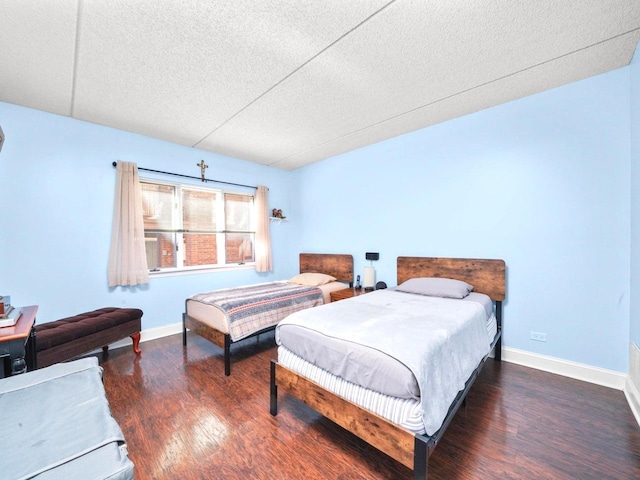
196 160 208 182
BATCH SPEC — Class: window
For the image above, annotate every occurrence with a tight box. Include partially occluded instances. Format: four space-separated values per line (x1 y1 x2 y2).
141 180 255 272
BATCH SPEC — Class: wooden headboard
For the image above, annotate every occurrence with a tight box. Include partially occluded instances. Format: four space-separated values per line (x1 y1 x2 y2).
299 253 354 284
397 256 506 301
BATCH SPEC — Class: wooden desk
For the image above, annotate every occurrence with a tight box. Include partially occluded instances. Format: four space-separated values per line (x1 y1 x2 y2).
0 305 37 377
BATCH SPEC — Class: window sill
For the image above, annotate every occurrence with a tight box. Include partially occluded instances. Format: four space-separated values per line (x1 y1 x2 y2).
148 263 255 278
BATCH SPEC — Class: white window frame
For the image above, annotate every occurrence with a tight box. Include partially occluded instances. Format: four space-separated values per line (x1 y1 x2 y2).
140 178 256 276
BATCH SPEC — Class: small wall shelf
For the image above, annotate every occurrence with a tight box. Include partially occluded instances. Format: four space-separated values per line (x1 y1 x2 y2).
269 217 287 224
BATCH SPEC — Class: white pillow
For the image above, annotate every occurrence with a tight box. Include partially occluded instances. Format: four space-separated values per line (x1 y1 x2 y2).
396 277 473 299
288 272 337 286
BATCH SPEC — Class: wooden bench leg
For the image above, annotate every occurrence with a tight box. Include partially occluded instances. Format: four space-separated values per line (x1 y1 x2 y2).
130 332 141 355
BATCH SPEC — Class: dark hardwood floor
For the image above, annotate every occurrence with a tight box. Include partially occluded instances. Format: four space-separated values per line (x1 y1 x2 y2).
99 332 640 479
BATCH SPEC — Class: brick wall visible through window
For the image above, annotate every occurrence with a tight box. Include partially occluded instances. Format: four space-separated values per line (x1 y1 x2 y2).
141 180 254 271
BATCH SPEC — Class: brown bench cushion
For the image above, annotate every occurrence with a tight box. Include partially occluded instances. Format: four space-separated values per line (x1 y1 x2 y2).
35 307 143 352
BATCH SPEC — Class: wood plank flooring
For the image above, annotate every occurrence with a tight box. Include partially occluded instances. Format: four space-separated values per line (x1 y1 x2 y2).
99 332 640 479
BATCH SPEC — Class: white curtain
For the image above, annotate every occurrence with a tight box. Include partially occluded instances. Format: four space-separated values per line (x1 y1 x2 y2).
107 161 149 286
254 185 272 272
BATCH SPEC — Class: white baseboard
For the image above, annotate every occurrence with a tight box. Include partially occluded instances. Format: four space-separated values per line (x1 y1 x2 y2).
626 342 640 426
108 326 639 423
625 375 640 427
502 346 626 390
112 328 629 391
113 327 628 390
107 322 183 350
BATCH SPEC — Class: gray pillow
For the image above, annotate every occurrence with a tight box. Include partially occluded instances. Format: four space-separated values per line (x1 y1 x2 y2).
396 277 473 299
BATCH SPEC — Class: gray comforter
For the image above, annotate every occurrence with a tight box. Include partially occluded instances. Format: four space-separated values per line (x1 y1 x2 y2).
276 289 491 436
0 357 134 480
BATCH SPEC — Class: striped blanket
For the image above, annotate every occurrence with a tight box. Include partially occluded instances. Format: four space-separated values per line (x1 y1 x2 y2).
189 282 324 341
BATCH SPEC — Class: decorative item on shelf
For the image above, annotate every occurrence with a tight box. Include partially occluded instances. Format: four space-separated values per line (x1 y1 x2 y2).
271 208 286 219
270 208 287 222
363 252 379 291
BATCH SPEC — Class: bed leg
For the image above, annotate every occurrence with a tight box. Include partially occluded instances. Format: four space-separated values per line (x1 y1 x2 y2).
414 436 428 479
270 360 278 416
182 313 187 346
495 301 503 362
224 334 231 376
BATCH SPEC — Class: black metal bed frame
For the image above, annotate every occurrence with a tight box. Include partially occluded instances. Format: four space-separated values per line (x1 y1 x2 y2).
183 311 276 376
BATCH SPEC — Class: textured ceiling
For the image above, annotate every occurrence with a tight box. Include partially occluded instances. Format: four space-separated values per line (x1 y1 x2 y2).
1 1 639 170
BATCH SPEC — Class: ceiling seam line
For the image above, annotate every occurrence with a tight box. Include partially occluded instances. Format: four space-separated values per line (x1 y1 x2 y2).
190 0 398 148
276 27 640 165
69 0 84 117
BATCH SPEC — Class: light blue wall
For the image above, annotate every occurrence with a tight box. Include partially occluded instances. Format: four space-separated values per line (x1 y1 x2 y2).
0 102 297 329
1 64 634 373
293 68 631 373
631 46 640 348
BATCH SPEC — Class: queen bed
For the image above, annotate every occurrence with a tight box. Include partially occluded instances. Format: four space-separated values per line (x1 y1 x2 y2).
270 256 506 479
183 253 353 375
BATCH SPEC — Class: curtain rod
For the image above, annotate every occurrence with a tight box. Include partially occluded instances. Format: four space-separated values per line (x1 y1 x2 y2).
111 161 257 190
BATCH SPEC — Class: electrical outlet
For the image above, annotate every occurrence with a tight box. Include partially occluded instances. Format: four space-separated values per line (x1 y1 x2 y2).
530 331 547 342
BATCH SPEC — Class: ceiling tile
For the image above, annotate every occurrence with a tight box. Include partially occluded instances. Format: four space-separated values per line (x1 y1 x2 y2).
0 0 78 115
1 1 638 169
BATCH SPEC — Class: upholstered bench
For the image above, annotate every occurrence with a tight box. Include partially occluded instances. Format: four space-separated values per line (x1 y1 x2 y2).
35 307 143 368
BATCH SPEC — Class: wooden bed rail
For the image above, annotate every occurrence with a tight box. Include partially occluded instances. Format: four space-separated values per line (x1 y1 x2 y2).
270 360 417 469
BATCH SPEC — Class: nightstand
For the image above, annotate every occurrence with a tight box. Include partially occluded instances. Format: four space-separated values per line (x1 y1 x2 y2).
330 288 370 302
0 305 37 377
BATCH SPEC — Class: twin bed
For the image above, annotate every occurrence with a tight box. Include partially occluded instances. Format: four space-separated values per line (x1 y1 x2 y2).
270 256 506 479
183 253 354 375
183 254 505 477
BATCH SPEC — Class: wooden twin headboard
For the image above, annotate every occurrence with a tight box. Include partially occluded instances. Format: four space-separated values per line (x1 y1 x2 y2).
299 253 354 284
397 256 506 301
296 254 504 299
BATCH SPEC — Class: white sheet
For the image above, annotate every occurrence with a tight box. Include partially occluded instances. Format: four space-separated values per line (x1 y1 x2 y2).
276 289 491 435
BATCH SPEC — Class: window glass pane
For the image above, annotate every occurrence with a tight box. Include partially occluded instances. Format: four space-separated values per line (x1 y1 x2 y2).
141 183 174 231
145 233 177 269
183 188 217 232
225 193 252 231
142 180 254 271
184 233 218 266
226 233 254 264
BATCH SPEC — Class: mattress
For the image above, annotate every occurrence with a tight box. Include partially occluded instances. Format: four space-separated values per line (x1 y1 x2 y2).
278 345 425 433
277 291 495 399
277 306 497 435
0 357 134 480
276 289 495 435
186 281 347 338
